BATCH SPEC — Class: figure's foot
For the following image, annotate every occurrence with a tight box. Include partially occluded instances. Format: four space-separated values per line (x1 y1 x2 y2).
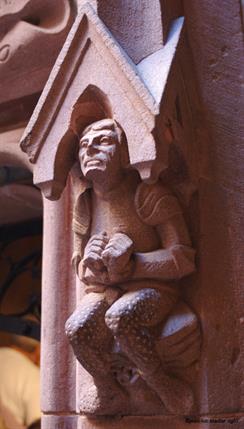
146 371 194 415
79 383 130 415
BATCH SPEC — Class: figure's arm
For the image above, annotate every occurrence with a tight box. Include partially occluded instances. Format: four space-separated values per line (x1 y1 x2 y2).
72 190 90 273
132 213 195 281
94 183 196 284
72 231 83 273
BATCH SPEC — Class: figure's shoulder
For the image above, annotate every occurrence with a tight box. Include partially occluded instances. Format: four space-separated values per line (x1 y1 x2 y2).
72 189 91 236
135 181 182 225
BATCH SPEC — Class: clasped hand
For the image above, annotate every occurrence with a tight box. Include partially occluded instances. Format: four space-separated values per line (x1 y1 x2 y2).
81 232 134 285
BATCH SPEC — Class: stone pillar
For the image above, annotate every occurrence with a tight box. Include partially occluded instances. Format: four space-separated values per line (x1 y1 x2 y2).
183 0 244 417
41 181 77 428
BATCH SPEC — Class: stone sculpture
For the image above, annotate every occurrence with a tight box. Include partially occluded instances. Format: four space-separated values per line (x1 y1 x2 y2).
65 118 198 415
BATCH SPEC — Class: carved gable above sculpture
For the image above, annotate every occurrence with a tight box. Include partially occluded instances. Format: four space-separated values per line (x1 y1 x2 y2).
20 2 188 201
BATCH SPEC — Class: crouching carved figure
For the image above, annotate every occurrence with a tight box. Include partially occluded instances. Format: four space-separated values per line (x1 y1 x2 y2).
65 119 200 415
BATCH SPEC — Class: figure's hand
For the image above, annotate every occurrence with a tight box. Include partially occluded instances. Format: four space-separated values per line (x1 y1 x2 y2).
81 266 110 286
82 232 109 273
71 251 81 275
102 233 134 282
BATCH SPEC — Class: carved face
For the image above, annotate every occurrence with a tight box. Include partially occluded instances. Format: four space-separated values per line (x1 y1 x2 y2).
79 123 122 181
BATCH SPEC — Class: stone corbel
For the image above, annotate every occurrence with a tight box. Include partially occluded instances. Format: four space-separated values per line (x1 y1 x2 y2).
20 0 201 420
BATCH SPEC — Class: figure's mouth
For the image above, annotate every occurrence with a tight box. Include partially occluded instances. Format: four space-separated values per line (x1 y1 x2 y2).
85 159 102 167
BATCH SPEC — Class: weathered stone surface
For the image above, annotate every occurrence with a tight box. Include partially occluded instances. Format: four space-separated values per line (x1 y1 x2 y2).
0 0 73 104
0 92 40 132
183 0 244 414
41 182 77 413
78 0 183 63
97 0 164 64
19 0 203 415
42 414 78 429
13 0 243 425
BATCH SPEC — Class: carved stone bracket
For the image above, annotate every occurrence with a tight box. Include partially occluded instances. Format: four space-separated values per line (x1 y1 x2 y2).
19 0 201 419
14 0 244 425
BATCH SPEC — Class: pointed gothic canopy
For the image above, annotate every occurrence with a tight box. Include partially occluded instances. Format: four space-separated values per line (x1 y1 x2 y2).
20 2 185 200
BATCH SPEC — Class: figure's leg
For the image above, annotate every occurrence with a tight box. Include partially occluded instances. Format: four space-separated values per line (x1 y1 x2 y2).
65 292 112 378
105 288 193 414
65 292 128 413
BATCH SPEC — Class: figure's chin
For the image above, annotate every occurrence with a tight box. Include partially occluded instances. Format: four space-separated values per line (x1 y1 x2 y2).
84 166 106 180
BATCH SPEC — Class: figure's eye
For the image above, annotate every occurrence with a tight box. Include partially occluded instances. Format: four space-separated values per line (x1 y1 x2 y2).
100 136 111 145
80 139 88 148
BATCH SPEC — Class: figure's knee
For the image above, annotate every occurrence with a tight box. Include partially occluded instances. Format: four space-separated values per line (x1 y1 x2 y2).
65 310 90 345
105 307 133 337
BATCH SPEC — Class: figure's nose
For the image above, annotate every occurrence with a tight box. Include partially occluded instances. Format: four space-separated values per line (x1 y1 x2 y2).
86 138 97 154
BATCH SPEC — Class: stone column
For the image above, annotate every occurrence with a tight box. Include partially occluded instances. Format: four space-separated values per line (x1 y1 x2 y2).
183 0 244 418
41 181 78 429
